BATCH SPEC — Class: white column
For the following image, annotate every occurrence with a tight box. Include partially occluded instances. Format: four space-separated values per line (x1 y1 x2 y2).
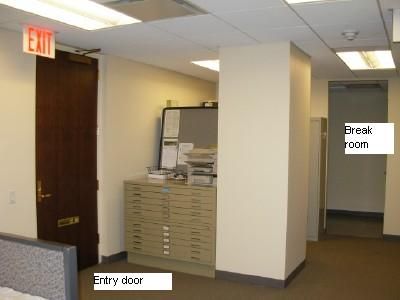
217 42 310 280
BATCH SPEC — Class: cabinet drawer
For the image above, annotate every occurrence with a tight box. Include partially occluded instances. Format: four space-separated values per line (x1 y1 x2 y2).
126 208 169 220
169 212 214 225
126 196 166 206
126 202 168 212
169 206 215 218
169 200 214 211
127 190 170 200
126 183 215 198
169 193 214 204
170 245 213 264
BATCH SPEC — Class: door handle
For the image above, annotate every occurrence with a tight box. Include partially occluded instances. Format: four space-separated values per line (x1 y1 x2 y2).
37 180 52 203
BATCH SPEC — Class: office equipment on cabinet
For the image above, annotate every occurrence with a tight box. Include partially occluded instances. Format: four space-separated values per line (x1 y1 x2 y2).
185 148 217 186
159 107 218 174
307 117 328 241
124 177 216 277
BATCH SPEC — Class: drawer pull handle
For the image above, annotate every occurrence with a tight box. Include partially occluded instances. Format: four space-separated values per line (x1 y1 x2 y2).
163 233 170 237
162 226 169 230
132 229 141 233
191 250 201 254
191 256 201 260
191 238 201 241
133 247 141 250
163 250 170 255
133 223 141 226
191 231 200 234
191 244 201 248
133 212 141 214
133 235 141 239
133 241 142 244
133 193 141 196
192 212 201 216
163 239 170 243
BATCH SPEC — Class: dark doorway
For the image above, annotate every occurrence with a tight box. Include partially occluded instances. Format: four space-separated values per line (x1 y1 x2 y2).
36 50 99 269
326 80 387 239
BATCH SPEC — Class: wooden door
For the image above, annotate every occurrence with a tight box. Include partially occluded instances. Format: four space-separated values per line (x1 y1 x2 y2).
36 50 98 270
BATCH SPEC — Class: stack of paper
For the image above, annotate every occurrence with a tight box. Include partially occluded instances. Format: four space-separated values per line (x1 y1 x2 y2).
185 148 217 186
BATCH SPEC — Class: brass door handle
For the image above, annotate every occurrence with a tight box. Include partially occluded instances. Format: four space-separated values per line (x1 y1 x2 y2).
37 180 51 203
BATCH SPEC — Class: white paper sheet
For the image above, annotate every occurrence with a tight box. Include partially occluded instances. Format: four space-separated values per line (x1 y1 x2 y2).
177 143 194 165
161 139 178 169
163 110 180 138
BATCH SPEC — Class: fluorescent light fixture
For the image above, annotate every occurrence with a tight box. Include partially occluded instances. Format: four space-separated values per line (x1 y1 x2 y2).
0 0 141 30
192 60 220 72
337 50 396 70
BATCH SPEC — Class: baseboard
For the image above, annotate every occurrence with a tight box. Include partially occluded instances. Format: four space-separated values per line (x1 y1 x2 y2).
216 260 305 289
327 209 383 219
383 234 400 241
101 251 127 264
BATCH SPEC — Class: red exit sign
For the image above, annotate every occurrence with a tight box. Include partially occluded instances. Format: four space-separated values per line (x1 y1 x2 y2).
23 25 55 59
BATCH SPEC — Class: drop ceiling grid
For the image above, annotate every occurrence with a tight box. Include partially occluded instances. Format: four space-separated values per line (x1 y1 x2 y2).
149 14 257 49
187 0 287 14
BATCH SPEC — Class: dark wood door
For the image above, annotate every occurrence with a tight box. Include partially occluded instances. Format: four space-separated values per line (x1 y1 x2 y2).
36 50 98 270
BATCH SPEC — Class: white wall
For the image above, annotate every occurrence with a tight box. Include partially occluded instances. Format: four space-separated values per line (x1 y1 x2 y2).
100 56 216 256
285 45 310 276
384 78 400 235
217 42 309 280
0 29 37 238
327 87 387 213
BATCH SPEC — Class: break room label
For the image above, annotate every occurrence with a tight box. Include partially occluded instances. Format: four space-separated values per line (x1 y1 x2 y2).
344 123 394 154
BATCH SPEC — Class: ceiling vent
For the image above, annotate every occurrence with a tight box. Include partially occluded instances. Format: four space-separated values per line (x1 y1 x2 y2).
102 0 208 22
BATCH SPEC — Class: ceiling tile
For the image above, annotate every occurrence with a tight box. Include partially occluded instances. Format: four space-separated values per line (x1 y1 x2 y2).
150 14 257 49
0 4 34 24
313 22 386 41
188 0 285 14
291 0 382 27
246 25 316 43
327 38 389 49
353 69 398 78
295 38 333 58
217 6 305 38
151 14 237 36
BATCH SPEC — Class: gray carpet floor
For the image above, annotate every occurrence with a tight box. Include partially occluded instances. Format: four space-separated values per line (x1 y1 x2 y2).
79 236 400 300
326 214 383 238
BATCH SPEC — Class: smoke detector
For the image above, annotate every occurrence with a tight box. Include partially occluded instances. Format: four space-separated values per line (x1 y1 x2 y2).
342 30 359 41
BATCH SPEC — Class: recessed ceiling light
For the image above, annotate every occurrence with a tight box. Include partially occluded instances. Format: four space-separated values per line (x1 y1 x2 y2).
0 0 141 30
337 50 396 70
192 60 219 72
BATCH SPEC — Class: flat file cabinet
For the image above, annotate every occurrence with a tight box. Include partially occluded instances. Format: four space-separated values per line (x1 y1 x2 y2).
124 178 216 277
